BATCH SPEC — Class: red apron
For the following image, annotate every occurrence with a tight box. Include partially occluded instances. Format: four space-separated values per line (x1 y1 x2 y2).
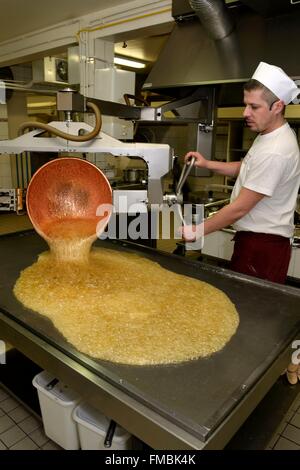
230 231 291 284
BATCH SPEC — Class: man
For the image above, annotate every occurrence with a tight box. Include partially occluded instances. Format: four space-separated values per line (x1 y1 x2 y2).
183 62 300 283
182 62 300 384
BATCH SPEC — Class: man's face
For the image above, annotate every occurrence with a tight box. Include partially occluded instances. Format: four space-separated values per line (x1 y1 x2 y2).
243 89 278 134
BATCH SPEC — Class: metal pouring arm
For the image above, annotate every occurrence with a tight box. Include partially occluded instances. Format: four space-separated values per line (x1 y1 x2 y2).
162 157 196 227
176 157 196 198
163 157 196 208
58 88 215 124
1 89 223 208
0 89 174 206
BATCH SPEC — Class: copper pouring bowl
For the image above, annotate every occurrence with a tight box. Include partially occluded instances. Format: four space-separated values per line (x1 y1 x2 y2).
26 158 113 243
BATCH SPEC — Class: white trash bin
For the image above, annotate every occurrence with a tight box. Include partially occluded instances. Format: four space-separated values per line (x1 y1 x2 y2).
32 370 81 450
73 402 132 450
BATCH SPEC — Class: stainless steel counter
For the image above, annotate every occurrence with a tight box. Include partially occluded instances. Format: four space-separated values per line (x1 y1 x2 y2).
1 231 300 449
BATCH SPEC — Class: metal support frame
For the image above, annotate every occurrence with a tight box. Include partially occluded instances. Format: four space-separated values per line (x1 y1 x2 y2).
0 121 173 205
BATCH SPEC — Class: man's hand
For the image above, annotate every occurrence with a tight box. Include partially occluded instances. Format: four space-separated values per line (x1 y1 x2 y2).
184 151 241 177
185 151 208 168
180 223 203 242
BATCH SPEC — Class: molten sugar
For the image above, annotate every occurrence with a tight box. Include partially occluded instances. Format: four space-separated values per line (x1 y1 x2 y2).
42 218 98 262
14 242 239 365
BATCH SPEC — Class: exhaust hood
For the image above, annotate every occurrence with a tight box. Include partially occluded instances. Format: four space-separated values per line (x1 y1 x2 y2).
143 0 300 93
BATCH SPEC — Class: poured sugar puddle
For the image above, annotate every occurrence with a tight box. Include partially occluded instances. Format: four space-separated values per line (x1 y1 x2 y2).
14 219 239 365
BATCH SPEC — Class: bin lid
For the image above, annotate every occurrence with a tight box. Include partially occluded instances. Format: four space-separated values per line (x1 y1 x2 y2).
33 370 81 405
74 403 130 439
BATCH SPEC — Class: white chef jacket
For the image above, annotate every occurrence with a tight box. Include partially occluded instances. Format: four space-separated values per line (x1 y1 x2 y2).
231 123 300 238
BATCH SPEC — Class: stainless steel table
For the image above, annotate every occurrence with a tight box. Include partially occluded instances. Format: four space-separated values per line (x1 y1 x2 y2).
1 231 299 449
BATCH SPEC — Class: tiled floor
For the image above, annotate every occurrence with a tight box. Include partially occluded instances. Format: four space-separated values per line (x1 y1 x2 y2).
0 384 61 450
267 391 300 450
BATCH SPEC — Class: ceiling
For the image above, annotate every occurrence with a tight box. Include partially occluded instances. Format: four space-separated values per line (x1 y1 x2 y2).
0 0 132 43
0 0 242 46
0 0 174 71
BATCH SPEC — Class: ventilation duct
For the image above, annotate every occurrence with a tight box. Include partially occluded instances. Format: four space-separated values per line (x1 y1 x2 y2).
144 0 300 97
189 0 234 40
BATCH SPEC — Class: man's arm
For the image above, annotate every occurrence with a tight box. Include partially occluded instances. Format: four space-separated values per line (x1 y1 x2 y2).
182 187 265 240
204 187 265 235
185 151 241 177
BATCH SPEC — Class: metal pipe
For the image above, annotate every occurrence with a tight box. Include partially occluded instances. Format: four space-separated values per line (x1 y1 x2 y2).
189 0 234 40
18 102 102 142
204 198 230 208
